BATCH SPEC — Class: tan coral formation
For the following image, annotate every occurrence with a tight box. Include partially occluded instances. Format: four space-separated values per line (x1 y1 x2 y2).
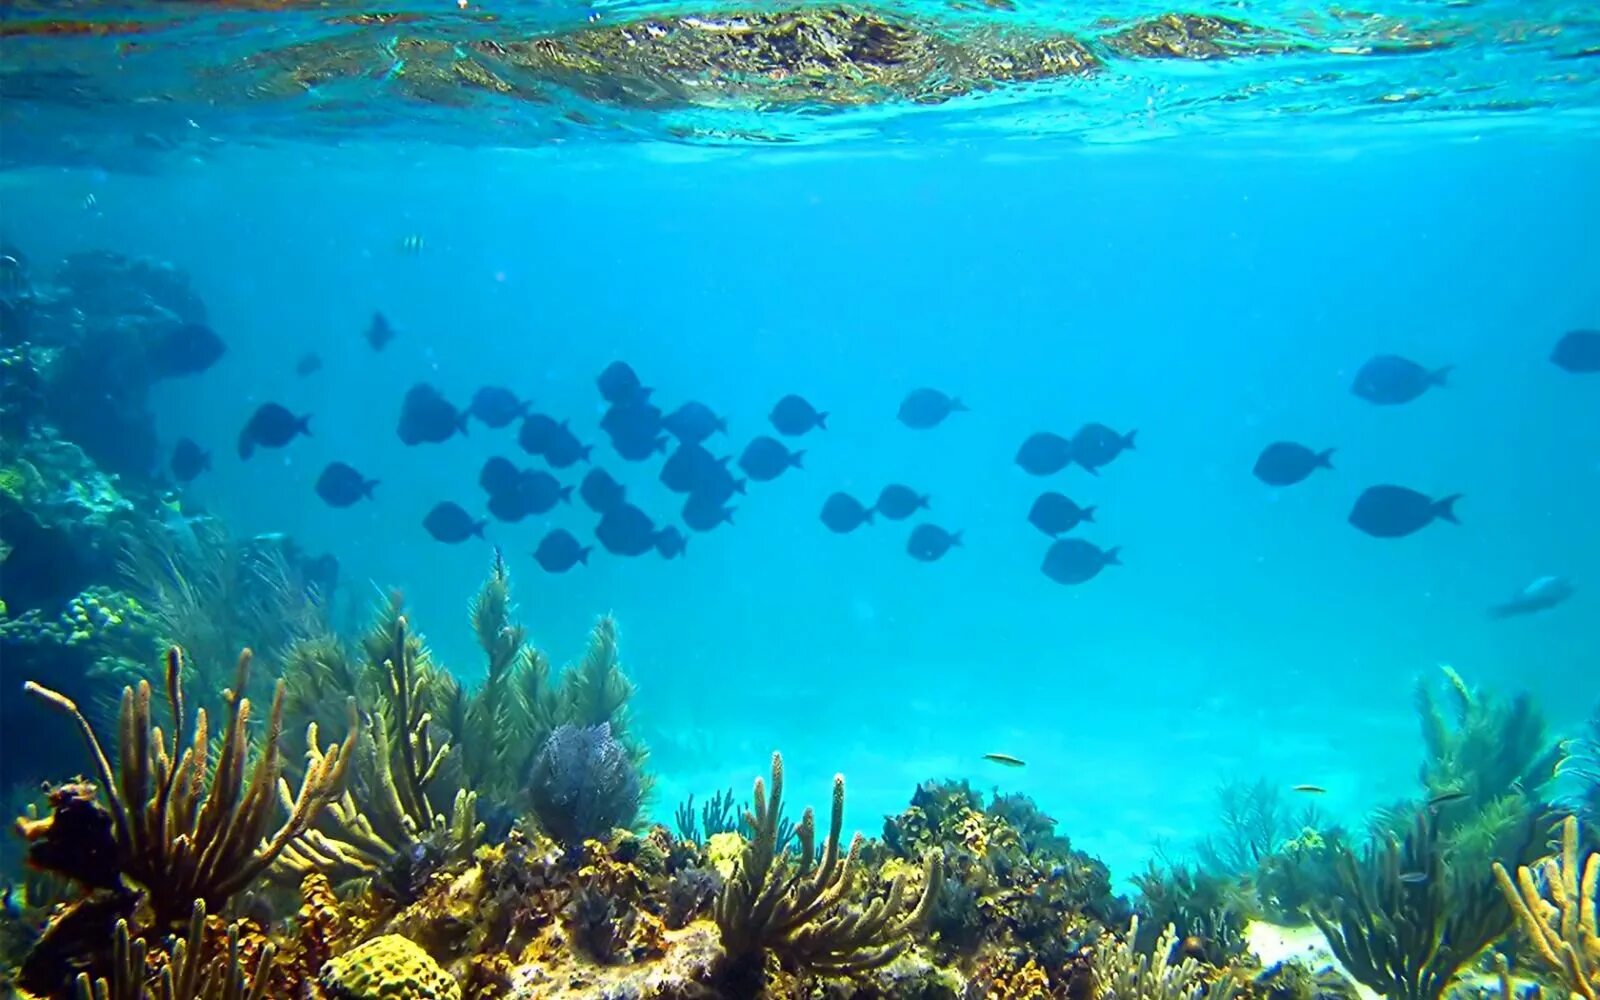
1493 814 1600 1000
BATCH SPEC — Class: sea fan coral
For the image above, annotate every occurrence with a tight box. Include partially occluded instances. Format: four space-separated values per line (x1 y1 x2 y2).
528 722 642 849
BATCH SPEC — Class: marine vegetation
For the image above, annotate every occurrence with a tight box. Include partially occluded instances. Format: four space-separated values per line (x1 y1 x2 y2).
1493 813 1599 1000
1557 706 1600 829
1092 916 1241 1000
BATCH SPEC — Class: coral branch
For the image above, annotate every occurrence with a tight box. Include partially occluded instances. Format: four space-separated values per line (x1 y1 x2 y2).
1493 814 1599 1000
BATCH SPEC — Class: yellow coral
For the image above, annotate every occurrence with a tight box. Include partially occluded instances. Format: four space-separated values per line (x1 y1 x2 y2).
707 831 744 879
321 935 461 1000
1493 814 1599 1000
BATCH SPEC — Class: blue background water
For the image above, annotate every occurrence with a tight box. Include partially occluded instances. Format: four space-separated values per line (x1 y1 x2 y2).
4 130 1597 878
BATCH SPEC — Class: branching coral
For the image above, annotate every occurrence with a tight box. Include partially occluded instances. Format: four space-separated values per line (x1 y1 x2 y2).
1197 777 1295 876
1092 917 1238 1000
1493 814 1599 1000
73 899 275 1000
714 752 942 983
1415 665 1560 810
21 646 358 927
1312 810 1512 1000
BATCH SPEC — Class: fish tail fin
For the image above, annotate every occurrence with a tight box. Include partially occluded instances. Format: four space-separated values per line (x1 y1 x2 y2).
560 486 573 505
722 507 736 525
816 412 828 430
1084 464 1100 477
790 449 806 469
951 530 963 548
519 399 532 417
1486 602 1516 619
473 520 487 538
863 509 876 526
237 432 255 460
1316 448 1336 469
655 436 669 455
1083 505 1097 523
918 494 931 510
364 479 379 499
716 416 728 434
952 398 970 413
580 444 593 464
1433 494 1462 524
1123 429 1138 450
734 478 747 495
457 412 471 436
1430 365 1454 387
298 415 313 437
578 546 591 565
1104 546 1123 566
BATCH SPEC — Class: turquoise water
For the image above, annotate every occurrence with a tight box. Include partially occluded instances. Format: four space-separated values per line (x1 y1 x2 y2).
2 0 1599 884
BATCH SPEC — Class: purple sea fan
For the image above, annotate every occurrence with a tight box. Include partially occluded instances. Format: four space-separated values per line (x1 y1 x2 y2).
528 723 642 848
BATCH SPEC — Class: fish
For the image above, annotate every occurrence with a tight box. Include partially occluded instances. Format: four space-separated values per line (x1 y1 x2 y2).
662 401 727 444
874 484 929 521
1015 432 1074 476
479 456 523 497
1427 791 1469 808
1069 423 1136 475
682 493 735 532
907 524 961 562
83 193 98 211
982 753 1026 767
397 384 469 446
533 529 590 573
365 312 396 351
897 388 968 429
1398 872 1429 885
1488 575 1575 619
423 502 485 543
596 503 661 556
661 444 740 499
169 439 210 482
294 352 323 377
820 492 875 534
611 430 670 462
315 462 378 508
518 413 562 456
1551 329 1600 373
579 468 627 514
602 399 663 438
1292 784 1327 794
1042 538 1121 585
769 394 828 436
738 436 805 482
1028 492 1095 538
487 488 535 523
1348 486 1460 538
655 526 688 560
237 403 311 460
147 321 226 378
519 470 573 514
1351 354 1451 405
597 361 650 404
542 421 593 469
469 386 530 428
1253 442 1335 487
399 234 425 254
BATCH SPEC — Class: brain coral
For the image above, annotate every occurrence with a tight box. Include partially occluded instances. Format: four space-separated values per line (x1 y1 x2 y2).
321 935 461 1000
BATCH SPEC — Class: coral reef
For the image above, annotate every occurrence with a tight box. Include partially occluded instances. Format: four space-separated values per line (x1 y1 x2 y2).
1092 917 1240 1000
1493 814 1599 1000
322 935 461 1000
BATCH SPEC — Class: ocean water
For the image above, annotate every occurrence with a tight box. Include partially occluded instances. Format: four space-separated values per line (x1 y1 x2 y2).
2 0 1599 888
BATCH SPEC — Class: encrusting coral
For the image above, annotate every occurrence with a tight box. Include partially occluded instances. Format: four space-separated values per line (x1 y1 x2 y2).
1494 813 1599 1000
321 934 461 1000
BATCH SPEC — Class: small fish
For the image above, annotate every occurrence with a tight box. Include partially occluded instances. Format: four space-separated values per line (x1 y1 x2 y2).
1427 791 1469 808
579 468 627 514
874 484 929 521
237 403 310 460
682 492 735 532
1348 485 1460 539
982 753 1026 767
1068 423 1136 475
366 312 396 351
83 193 98 211
533 529 590 573
1042 538 1121 585
1398 872 1429 885
469 386 530 428
1488 576 1575 619
1015 432 1074 477
423 502 485 543
1351 354 1451 405
397 383 469 446
1028 492 1094 538
169 438 210 483
662 401 727 444
1253 443 1334 487
1292 784 1327 794
769 394 827 436
519 470 572 514
147 322 226 379
597 361 650 404
518 413 562 456
399 234 425 254
542 421 593 469
662 445 741 500
738 436 805 482
897 388 967 429
294 352 323 377
479 456 523 497
907 524 961 562
1551 329 1600 373
596 503 661 557
315 462 378 508
820 492 874 534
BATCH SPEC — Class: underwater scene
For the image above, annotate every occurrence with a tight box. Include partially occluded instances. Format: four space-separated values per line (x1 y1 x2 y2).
2 0 1599 996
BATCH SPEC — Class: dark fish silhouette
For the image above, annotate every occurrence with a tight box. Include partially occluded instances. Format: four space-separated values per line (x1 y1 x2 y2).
602 401 668 461
1015 432 1074 476
769 394 828 436
488 488 535 523
1028 492 1094 537
520 470 573 514
820 492 874 534
170 439 210 482
534 529 590 573
663 401 727 444
479 456 522 496
580 468 627 514
238 403 310 459
315 462 378 508
1042 539 1121 585
398 384 468 446
655 526 688 560
1253 443 1335 487
738 436 804 482
897 388 967 429
597 361 650 404
682 493 735 532
1069 423 1135 475
148 322 225 378
611 430 669 462
907 524 961 562
294 353 322 377
660 444 731 495
874 484 929 521
542 422 592 469
424 502 484 543
596 503 660 556
518 413 562 456
1551 330 1600 373
1348 485 1460 538
1351 355 1451 405
1488 576 1574 619
470 386 530 428
366 312 395 351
